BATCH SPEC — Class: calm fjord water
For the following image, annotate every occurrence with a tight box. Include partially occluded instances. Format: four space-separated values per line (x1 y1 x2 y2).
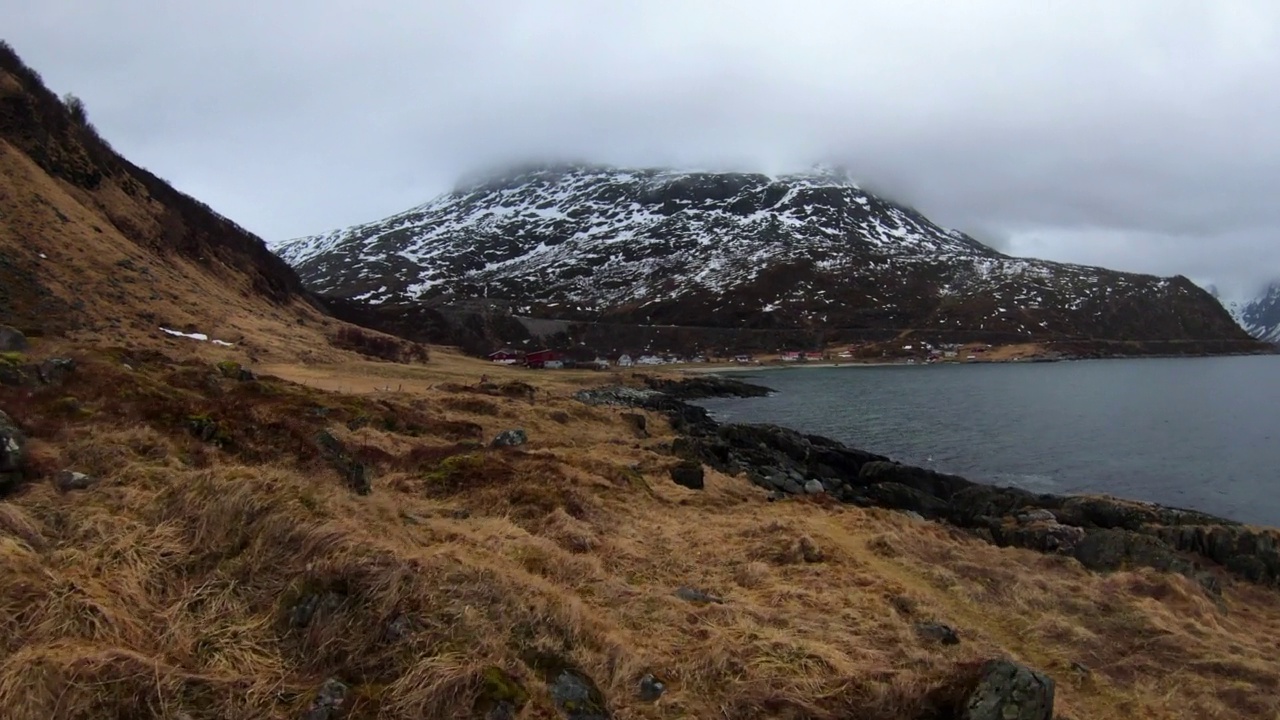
699 355 1280 526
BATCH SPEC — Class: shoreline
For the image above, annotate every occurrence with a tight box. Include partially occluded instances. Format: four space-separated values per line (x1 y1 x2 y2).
678 349 1278 375
601 375 1280 591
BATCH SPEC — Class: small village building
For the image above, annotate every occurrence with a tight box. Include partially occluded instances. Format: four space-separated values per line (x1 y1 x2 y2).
524 349 561 369
487 349 524 365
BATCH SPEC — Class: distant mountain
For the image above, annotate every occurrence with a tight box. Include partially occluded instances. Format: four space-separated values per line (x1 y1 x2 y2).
275 164 1253 346
1240 283 1280 343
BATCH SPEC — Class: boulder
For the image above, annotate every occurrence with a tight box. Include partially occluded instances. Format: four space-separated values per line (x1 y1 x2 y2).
637 674 665 702
996 521 1086 555
857 461 974 501
916 622 961 645
549 669 609 720
620 412 648 438
674 586 724 604
853 481 951 518
1153 524 1280 586
345 462 373 496
1072 528 1195 576
803 479 825 495
0 410 27 495
491 429 528 448
961 659 1055 720
300 678 349 720
1016 509 1057 524
54 470 97 493
669 460 705 490
36 358 75 385
0 326 27 352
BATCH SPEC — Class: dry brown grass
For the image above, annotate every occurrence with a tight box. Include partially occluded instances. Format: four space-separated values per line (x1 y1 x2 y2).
2 348 1279 719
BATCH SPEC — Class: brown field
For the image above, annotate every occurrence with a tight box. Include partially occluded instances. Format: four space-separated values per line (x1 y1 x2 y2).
3 339 1280 720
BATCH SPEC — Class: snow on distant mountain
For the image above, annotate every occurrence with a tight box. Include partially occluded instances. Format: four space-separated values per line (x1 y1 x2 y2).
275 164 1249 342
1240 283 1280 343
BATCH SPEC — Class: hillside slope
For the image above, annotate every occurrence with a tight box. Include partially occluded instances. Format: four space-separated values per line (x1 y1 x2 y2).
277 165 1252 345
0 41 412 363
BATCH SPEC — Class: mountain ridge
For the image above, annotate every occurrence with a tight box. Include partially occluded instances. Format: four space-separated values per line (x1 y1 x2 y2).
276 164 1254 349
1240 282 1280 343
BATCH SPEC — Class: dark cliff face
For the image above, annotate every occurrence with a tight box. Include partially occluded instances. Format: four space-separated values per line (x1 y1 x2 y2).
0 41 311 333
277 164 1252 344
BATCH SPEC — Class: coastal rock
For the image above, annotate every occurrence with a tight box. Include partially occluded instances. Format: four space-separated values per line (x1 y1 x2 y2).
492 429 528 448
1054 496 1232 531
574 386 661 408
580 377 1280 589
669 460 705 490
1016 509 1057 524
851 481 951 519
961 659 1055 720
1153 525 1280 585
995 521 1086 555
803 479 825 494
857 461 974 502
1070 528 1221 594
641 375 771 400
0 410 27 496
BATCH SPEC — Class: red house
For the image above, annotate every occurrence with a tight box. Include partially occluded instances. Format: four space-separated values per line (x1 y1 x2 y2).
487 349 524 365
524 349 562 369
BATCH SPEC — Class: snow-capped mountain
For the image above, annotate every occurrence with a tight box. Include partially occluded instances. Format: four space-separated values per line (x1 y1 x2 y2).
1240 282 1280 343
276 164 1249 342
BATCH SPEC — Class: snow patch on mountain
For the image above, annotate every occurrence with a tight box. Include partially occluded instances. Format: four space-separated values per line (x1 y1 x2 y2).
273 164 1249 341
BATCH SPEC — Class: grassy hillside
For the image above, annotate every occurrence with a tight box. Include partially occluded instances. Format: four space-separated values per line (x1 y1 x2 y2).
3 343 1279 719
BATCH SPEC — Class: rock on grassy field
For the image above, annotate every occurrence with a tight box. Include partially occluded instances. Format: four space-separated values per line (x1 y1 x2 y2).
2 341 1280 719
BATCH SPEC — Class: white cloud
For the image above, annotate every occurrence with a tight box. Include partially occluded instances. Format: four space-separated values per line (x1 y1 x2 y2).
3 0 1278 295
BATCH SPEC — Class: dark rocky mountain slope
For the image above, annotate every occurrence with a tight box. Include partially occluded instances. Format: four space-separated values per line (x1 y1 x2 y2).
277 164 1256 350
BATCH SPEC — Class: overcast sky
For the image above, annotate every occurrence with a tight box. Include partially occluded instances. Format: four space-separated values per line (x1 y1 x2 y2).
3 1 1279 298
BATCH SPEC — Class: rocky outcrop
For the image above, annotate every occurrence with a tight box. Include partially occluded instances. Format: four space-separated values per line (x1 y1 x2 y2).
0 409 26 495
669 460 705 490
491 429 529 448
0 356 76 388
584 377 1280 590
961 659 1055 720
